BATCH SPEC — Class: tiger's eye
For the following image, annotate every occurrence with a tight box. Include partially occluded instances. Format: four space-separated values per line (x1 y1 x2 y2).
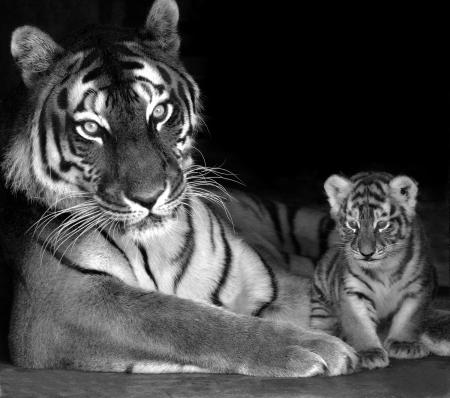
377 220 390 231
152 104 166 119
83 121 99 134
346 220 359 230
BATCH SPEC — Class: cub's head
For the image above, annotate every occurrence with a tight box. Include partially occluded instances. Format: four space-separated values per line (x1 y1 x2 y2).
324 171 418 265
4 0 201 235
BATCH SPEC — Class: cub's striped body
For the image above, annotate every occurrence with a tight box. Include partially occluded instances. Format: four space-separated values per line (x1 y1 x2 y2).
2 0 358 376
310 172 438 369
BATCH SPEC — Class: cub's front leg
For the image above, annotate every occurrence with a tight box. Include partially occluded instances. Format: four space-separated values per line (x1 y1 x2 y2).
340 292 389 369
384 296 430 359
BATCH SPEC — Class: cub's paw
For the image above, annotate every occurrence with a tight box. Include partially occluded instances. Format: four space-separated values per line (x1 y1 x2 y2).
299 333 358 376
385 339 430 359
358 347 389 369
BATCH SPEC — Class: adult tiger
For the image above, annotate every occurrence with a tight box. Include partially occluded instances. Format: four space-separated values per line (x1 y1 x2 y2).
0 0 357 376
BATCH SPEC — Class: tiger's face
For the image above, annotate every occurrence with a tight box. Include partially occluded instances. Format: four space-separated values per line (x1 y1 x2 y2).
325 172 418 266
6 0 199 234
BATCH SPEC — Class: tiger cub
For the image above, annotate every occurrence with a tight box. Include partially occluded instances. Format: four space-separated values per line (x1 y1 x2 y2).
310 171 436 369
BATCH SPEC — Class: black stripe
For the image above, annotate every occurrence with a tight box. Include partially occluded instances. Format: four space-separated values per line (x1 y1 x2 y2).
134 76 165 94
78 50 100 72
347 269 375 293
252 253 278 317
287 205 302 255
119 61 144 70
206 207 216 252
51 113 83 173
161 63 198 113
39 109 63 181
37 238 111 277
57 88 68 110
345 290 376 310
156 64 173 84
50 113 70 172
74 89 97 113
264 199 284 246
325 250 340 286
138 244 158 289
176 81 192 123
114 43 141 58
319 216 336 257
97 228 129 261
96 228 137 280
390 231 414 283
211 219 232 307
82 67 104 84
173 202 195 291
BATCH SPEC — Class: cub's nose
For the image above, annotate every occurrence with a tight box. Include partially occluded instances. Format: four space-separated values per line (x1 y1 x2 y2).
359 244 376 259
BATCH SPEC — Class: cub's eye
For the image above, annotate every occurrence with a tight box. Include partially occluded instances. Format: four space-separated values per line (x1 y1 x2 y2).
152 104 166 119
83 121 100 135
377 220 390 232
346 220 359 231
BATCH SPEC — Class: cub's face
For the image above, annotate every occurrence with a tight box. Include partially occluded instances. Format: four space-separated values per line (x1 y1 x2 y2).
325 172 418 266
9 0 200 234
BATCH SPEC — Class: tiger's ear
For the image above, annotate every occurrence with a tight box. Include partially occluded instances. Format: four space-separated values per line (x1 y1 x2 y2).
324 174 353 215
11 26 63 87
143 0 180 55
390 175 418 215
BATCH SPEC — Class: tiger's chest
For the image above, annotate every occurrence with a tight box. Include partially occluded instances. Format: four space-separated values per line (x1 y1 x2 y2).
74 217 274 316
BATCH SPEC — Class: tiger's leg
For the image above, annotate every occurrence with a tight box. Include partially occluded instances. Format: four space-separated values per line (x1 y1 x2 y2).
339 294 389 369
384 297 430 359
10 263 357 377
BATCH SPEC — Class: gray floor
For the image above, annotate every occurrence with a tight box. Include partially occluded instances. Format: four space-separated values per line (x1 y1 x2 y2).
1 356 449 398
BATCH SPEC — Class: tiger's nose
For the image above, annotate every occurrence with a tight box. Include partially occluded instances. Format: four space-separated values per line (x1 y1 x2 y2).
127 186 165 210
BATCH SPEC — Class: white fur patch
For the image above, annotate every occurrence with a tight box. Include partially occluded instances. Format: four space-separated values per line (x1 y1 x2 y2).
421 335 450 356
131 361 206 374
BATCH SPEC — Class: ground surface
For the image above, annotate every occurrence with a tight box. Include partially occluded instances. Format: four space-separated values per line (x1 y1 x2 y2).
1 356 449 398
1 296 449 398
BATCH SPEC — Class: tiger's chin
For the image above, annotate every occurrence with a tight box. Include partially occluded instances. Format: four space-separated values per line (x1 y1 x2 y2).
122 210 179 241
355 258 384 269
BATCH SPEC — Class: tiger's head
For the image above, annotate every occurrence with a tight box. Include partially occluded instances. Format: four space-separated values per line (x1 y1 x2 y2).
324 171 418 266
4 0 201 236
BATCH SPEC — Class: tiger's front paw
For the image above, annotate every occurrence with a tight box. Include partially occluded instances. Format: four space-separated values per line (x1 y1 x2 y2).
299 333 358 376
385 339 430 359
358 347 389 369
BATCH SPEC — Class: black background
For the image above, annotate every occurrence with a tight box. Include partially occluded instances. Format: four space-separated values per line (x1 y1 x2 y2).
0 1 447 198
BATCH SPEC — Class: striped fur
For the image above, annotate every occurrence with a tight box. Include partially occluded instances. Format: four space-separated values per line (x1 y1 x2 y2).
310 171 440 369
2 1 358 375
218 190 339 278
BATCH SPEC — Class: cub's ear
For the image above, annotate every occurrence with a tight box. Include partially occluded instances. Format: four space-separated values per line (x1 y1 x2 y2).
390 175 418 215
143 0 180 55
11 26 63 87
324 174 353 215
